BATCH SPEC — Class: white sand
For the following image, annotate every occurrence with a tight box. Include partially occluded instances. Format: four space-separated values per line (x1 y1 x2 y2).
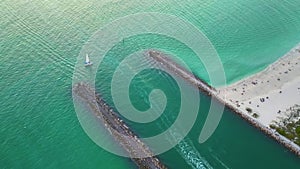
217 44 300 126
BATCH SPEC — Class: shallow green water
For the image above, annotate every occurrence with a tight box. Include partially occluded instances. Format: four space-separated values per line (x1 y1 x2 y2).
1 0 300 168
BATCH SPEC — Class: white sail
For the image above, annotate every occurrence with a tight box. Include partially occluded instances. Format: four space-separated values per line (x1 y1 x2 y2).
85 54 90 63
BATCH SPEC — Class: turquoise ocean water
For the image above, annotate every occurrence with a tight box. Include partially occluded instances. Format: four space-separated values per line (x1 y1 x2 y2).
1 0 300 168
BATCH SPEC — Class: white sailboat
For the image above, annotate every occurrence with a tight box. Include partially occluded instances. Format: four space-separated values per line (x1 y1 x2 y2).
84 54 93 66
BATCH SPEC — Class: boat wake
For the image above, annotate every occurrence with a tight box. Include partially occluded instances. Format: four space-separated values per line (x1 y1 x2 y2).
176 138 213 169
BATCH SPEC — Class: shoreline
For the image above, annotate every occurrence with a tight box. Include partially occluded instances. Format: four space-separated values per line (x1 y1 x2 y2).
217 44 300 126
149 49 300 156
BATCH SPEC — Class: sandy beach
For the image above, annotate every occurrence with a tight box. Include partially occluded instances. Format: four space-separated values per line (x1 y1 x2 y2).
217 44 300 126
150 48 300 155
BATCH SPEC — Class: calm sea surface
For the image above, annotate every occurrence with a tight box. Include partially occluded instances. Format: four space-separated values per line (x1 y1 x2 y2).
1 0 300 168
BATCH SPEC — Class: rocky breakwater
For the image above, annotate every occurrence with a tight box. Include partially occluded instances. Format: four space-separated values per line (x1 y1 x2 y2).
148 50 300 157
73 82 168 169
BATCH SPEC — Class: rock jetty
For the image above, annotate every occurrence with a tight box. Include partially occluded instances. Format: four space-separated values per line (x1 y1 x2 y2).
73 83 168 169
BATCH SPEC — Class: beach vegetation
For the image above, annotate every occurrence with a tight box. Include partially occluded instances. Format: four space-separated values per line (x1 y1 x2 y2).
246 107 252 113
270 104 300 146
270 124 276 129
295 140 300 146
252 113 259 118
296 126 300 135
